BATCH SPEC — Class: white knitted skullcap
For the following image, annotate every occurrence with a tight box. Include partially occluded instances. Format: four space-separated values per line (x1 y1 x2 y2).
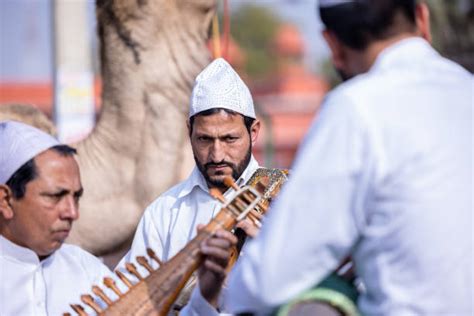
319 0 356 8
189 58 256 119
0 120 60 184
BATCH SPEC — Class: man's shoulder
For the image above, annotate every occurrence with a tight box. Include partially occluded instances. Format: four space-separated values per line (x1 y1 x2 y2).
59 244 111 274
332 71 381 100
59 243 107 267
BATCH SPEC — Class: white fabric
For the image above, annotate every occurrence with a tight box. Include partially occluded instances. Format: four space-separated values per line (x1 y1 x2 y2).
0 235 113 316
117 156 260 315
226 38 473 315
319 0 355 8
189 58 256 119
0 120 59 184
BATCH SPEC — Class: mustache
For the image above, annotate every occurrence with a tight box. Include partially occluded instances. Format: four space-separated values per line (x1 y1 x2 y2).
53 223 72 232
204 161 236 169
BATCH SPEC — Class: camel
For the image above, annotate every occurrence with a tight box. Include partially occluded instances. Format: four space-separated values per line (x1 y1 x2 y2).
1 0 217 260
69 0 217 257
0 104 57 136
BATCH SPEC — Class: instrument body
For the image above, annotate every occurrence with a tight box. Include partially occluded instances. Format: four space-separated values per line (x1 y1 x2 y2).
102 208 237 315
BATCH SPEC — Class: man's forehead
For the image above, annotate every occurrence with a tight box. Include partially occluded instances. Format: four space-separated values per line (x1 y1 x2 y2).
33 151 80 182
193 112 246 130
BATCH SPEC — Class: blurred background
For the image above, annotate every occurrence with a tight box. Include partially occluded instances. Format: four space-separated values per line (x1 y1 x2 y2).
1 0 473 169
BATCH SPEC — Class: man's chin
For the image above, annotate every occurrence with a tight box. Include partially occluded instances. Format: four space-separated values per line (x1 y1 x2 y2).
206 174 230 188
36 246 60 259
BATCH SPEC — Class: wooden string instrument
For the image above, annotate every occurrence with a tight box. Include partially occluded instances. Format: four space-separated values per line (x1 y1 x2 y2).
65 168 288 316
173 167 288 310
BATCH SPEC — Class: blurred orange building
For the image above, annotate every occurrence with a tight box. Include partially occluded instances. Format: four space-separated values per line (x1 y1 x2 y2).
251 24 329 168
1 22 328 169
0 80 102 117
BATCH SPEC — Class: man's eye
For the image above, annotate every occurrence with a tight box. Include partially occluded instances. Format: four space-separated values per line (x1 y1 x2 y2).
46 194 62 202
73 191 83 203
225 136 238 143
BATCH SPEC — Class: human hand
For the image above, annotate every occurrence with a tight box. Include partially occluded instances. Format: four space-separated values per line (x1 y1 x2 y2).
197 225 238 307
235 218 260 238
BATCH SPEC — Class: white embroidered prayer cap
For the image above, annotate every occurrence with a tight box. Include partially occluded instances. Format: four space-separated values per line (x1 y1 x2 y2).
0 120 60 184
319 0 356 7
189 58 256 119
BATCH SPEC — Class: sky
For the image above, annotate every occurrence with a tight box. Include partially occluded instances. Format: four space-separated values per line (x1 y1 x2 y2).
0 0 330 82
0 0 54 81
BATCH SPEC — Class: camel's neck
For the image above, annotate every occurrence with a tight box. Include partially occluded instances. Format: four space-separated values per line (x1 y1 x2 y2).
65 0 217 256
76 0 216 166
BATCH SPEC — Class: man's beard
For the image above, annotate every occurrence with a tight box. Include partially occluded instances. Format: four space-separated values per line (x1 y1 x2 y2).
194 145 252 190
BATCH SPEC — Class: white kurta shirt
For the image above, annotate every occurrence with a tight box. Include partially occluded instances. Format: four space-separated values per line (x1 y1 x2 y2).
0 235 113 316
117 156 260 315
226 38 473 315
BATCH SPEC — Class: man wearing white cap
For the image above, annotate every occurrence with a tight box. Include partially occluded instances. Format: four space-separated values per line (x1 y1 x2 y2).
0 121 114 315
118 58 262 315
226 0 472 315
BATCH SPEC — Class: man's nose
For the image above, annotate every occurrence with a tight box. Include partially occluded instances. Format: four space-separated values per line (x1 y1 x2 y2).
209 140 225 162
60 196 79 221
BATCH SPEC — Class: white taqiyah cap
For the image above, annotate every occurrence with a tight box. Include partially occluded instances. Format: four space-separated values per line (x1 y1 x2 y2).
319 0 356 8
0 120 60 184
189 58 256 119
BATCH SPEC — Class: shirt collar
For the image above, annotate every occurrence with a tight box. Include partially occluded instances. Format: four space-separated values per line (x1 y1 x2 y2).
0 234 42 265
369 37 436 74
177 155 260 199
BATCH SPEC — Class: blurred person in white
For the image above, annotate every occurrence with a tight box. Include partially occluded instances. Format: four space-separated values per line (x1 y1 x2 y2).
0 121 113 316
226 0 473 315
117 58 261 315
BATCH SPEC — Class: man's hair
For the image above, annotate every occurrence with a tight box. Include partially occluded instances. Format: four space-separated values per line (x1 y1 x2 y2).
6 145 77 199
188 108 255 136
319 0 417 50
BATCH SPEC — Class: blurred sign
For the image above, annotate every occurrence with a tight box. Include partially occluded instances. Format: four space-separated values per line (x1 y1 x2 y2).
53 0 95 142
54 69 94 142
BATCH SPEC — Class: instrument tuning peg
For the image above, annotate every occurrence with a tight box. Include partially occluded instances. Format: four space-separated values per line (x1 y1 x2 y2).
126 262 143 280
209 188 226 203
146 248 163 266
115 270 133 289
103 277 123 297
81 294 103 313
92 285 113 305
70 304 88 316
223 176 239 190
137 256 153 273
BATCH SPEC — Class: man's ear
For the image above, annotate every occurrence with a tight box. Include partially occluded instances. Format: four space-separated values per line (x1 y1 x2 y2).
322 29 347 71
250 119 260 146
415 2 432 43
0 185 14 220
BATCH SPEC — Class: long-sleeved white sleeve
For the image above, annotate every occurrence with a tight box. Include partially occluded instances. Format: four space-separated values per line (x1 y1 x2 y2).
226 92 370 314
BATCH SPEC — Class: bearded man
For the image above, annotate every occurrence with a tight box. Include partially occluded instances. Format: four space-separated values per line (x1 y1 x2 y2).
118 58 261 315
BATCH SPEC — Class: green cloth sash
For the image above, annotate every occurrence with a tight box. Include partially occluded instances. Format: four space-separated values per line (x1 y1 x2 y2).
276 273 360 316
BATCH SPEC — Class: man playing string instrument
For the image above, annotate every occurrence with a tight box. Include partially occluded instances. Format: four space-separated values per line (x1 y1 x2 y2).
226 0 473 315
117 58 262 315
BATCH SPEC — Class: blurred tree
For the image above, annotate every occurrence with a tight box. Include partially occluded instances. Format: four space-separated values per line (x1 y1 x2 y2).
230 4 282 78
319 0 473 86
427 0 474 71
319 58 341 89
